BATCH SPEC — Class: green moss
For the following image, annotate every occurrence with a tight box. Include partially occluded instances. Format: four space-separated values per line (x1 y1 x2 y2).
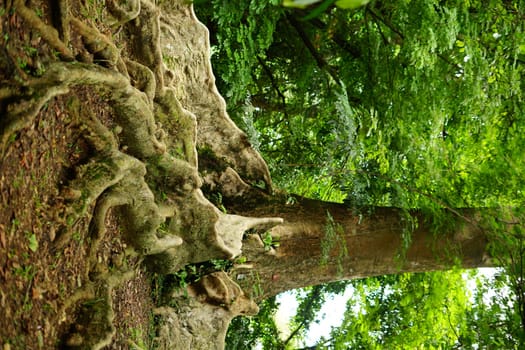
197 146 231 173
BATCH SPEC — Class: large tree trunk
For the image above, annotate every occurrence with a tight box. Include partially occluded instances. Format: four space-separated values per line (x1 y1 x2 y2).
226 193 491 300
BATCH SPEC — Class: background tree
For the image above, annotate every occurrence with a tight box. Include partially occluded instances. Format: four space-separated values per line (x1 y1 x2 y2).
195 0 525 347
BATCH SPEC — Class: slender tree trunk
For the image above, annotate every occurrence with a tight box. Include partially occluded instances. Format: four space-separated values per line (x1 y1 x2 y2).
226 193 490 300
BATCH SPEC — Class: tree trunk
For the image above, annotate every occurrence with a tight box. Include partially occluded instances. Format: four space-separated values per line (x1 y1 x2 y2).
227 193 490 300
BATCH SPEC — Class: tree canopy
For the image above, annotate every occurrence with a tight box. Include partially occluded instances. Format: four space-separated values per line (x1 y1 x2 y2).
197 0 524 209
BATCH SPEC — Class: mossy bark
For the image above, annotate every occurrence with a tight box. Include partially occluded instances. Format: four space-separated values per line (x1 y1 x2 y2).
226 193 491 301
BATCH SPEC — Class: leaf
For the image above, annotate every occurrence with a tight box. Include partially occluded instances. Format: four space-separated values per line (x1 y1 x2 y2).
283 0 322 8
302 0 337 20
0 224 5 248
334 0 369 9
28 233 38 252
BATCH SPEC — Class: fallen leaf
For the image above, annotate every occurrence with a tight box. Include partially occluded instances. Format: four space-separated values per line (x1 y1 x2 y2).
48 226 56 242
32 286 44 300
28 233 38 252
0 224 5 248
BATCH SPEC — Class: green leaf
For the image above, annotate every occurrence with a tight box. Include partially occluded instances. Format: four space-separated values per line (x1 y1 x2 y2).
334 0 369 9
283 0 321 8
28 233 38 252
302 0 337 20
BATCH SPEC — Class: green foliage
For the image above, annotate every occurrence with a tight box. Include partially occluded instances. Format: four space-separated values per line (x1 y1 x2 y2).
201 0 525 347
286 281 348 346
324 271 471 349
200 0 525 213
462 271 525 347
335 0 369 9
226 297 283 349
283 0 369 10
170 260 235 290
261 231 280 251
26 232 38 252
194 0 283 105
321 211 348 275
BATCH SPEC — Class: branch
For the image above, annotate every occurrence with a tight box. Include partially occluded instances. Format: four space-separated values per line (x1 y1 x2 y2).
283 286 324 346
366 7 461 70
256 56 288 117
283 321 306 347
308 18 362 59
286 13 342 85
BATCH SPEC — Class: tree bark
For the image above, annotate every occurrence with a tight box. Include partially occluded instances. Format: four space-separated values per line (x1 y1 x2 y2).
227 193 490 300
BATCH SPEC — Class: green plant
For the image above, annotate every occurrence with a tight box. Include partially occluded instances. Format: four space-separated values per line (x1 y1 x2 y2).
209 192 227 213
261 232 279 251
13 265 34 280
174 269 190 289
235 255 247 264
23 45 38 56
26 232 38 252
17 58 30 73
72 231 82 243
129 327 147 349
210 259 233 271
250 271 263 299
320 211 348 276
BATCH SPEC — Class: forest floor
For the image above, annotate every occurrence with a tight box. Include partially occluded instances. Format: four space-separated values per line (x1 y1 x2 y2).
0 3 156 349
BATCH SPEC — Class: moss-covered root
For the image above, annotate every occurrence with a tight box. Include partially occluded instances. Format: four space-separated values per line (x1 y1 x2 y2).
2 61 165 159
215 213 283 259
0 83 69 154
125 58 156 103
153 272 258 350
61 270 135 350
73 154 186 260
70 17 122 71
158 1 273 191
106 0 141 27
13 0 74 60
125 0 166 94
53 0 71 44
144 189 282 274
54 146 147 249
115 172 183 256
154 87 199 168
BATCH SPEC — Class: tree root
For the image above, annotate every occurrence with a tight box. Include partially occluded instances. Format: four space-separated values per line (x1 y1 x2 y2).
14 0 74 60
53 0 71 44
106 0 141 27
61 269 135 349
153 272 258 350
125 58 156 103
0 83 69 155
1 0 290 348
70 17 121 69
125 0 166 94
